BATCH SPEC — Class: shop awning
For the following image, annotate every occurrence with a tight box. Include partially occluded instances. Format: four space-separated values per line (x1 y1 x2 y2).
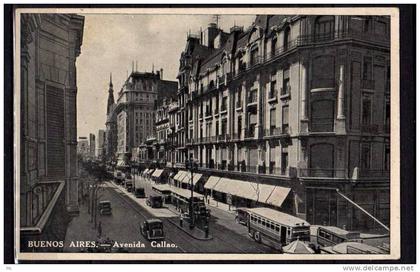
175 171 188 182
117 160 128 167
152 169 164 178
143 168 149 175
170 186 204 199
204 176 221 189
147 169 155 175
266 186 291 207
180 173 203 186
212 178 291 208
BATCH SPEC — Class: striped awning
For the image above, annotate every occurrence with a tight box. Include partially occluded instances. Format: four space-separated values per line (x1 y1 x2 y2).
117 160 128 167
152 169 164 178
212 178 291 208
181 173 203 185
204 176 221 190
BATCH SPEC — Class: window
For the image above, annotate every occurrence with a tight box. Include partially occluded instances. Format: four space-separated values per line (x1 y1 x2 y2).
282 68 290 95
237 116 242 136
282 106 289 133
363 56 373 80
361 143 371 169
221 119 227 135
311 100 334 132
216 121 219 136
270 108 276 131
250 47 259 66
363 18 371 33
314 16 335 40
221 97 227 111
362 96 372 126
284 26 291 49
271 37 277 57
384 145 390 171
383 98 390 132
270 72 277 99
281 149 288 175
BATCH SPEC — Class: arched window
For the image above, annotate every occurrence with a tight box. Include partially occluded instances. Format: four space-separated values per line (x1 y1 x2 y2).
284 26 291 50
314 16 335 41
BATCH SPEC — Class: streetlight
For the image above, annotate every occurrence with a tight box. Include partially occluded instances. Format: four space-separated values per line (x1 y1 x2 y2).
185 158 197 229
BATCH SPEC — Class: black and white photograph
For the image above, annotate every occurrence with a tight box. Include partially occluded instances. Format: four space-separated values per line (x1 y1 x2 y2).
9 6 409 264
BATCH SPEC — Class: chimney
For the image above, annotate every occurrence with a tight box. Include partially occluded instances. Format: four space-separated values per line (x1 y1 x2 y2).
160 68 163 79
205 23 219 49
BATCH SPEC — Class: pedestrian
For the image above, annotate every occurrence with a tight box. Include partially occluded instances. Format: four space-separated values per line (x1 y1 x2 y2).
204 224 209 238
98 221 102 237
180 213 184 227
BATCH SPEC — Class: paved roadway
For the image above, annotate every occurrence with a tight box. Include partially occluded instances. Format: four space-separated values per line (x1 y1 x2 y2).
99 176 276 253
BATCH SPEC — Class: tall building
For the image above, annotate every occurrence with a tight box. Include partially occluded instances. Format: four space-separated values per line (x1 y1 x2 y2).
20 14 84 250
97 129 106 159
111 69 177 167
77 136 89 159
104 74 117 163
89 133 96 159
177 15 390 232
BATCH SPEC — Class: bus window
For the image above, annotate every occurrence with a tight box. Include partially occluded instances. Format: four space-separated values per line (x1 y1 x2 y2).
262 220 266 227
275 225 280 232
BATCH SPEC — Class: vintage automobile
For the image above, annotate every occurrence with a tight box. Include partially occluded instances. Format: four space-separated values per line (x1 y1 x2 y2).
114 171 124 185
140 219 165 240
235 207 249 226
146 195 163 208
98 200 112 215
134 187 146 198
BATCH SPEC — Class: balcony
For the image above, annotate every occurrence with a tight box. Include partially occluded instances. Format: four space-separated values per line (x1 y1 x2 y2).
359 169 390 178
205 110 212 119
310 119 334 133
280 85 291 97
263 127 285 137
247 93 258 106
298 168 348 178
361 79 375 90
199 112 203 120
221 103 227 113
217 75 225 88
217 134 230 142
361 124 379 134
244 127 256 139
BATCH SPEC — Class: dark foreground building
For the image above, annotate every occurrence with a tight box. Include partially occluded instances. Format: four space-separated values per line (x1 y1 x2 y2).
20 13 84 251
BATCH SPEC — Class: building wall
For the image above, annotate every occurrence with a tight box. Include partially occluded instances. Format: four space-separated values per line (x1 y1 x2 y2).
20 14 84 231
177 15 390 232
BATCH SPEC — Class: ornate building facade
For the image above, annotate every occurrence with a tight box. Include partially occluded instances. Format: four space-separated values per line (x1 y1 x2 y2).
175 15 390 232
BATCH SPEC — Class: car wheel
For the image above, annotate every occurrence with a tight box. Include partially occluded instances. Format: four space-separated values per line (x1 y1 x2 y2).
254 231 261 243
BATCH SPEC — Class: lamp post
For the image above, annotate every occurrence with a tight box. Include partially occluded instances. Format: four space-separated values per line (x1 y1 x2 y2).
185 158 197 229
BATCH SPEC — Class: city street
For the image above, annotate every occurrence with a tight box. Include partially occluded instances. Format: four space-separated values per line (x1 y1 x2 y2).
64 175 275 253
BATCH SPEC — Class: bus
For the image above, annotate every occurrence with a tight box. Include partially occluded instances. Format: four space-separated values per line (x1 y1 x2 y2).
316 226 361 247
247 208 310 251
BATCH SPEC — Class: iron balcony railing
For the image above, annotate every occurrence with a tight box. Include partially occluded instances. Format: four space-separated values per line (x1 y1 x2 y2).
263 127 285 137
310 119 335 132
244 127 256 138
298 168 348 178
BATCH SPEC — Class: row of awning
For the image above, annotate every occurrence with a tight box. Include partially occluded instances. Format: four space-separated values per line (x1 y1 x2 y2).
173 170 203 186
152 184 204 199
204 176 291 208
152 169 164 178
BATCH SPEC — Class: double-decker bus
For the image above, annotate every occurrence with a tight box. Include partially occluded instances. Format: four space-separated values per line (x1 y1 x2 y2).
247 207 310 251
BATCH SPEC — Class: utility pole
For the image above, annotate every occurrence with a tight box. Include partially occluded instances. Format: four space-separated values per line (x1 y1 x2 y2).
186 158 197 229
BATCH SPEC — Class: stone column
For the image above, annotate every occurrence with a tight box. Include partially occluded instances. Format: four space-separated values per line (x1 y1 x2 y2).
336 64 346 134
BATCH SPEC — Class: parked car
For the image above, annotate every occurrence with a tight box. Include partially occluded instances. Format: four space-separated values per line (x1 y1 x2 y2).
135 187 146 198
140 219 165 240
146 195 163 208
114 171 124 184
235 207 249 226
98 200 112 215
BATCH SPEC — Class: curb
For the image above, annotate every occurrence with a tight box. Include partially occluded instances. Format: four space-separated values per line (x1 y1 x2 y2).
167 218 213 241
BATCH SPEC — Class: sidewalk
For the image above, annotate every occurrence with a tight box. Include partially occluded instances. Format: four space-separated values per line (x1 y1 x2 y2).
207 197 237 214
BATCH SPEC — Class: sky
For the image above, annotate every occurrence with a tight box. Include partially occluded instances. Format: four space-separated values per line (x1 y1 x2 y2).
76 14 255 138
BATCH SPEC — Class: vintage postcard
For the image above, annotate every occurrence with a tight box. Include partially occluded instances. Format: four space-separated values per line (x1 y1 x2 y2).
14 6 400 262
